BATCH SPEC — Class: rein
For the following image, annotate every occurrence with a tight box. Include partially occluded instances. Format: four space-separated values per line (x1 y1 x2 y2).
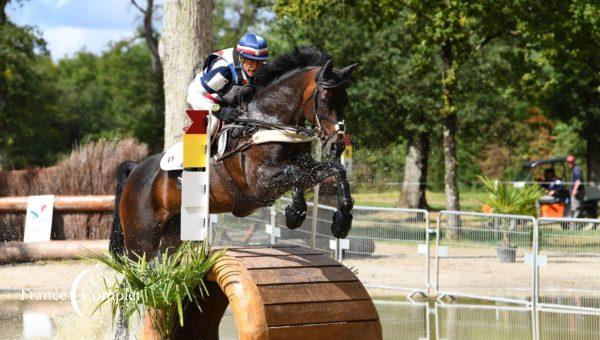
213 117 316 163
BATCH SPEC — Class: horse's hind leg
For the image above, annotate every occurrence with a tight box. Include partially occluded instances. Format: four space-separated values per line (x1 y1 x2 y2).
280 166 307 229
121 211 167 259
254 164 308 229
158 214 182 255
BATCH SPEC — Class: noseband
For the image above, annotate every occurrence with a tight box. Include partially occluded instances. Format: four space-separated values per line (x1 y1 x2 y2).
308 79 347 143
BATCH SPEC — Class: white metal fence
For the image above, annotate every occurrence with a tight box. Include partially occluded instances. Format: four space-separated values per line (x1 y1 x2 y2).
434 210 537 305
435 303 533 340
210 202 600 339
339 205 430 293
537 217 600 311
374 300 430 340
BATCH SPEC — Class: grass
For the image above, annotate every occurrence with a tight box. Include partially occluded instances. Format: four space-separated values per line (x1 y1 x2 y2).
85 242 226 339
351 189 488 212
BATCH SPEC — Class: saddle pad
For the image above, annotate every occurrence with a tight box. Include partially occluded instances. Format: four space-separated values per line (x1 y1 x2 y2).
160 129 314 171
160 141 184 171
251 130 315 144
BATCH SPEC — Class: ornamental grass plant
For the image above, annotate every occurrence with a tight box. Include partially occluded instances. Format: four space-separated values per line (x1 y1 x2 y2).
479 176 544 257
86 241 226 339
479 176 544 216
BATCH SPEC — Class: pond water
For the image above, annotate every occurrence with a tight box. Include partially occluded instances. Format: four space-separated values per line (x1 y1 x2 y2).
1 294 599 339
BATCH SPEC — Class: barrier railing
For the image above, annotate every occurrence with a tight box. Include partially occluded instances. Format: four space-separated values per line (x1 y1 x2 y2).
537 217 600 311
374 300 429 340
273 198 337 257
4 194 600 338
211 207 272 246
434 210 537 305
435 303 533 340
340 205 431 293
537 306 600 339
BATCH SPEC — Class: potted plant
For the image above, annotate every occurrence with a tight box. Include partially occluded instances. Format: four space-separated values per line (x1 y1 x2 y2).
479 176 543 263
87 242 225 339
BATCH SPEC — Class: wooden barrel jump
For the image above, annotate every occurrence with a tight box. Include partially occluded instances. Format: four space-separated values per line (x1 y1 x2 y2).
143 245 382 340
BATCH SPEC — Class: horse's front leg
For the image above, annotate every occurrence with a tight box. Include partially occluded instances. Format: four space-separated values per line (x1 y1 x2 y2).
300 159 353 238
284 186 307 229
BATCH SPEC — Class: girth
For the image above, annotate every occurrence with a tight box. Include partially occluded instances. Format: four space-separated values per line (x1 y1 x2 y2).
211 158 257 217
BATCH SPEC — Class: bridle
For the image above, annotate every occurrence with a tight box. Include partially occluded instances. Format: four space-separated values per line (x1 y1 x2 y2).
305 60 348 143
232 60 348 144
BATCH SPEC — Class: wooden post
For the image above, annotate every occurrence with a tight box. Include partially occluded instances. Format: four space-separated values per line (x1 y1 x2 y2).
0 195 114 212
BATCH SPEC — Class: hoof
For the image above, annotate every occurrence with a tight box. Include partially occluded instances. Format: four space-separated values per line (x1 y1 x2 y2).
331 210 352 238
285 205 306 229
340 199 353 215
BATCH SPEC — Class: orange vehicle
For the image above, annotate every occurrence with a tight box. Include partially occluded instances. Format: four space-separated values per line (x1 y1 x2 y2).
514 157 599 218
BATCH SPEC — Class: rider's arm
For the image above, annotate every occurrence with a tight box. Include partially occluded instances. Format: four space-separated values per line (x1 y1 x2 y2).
187 60 233 109
200 65 234 98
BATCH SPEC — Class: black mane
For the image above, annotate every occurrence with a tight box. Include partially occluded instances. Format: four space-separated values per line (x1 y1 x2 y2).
254 46 331 89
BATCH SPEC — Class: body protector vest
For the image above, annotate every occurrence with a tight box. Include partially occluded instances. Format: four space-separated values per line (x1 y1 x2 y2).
200 48 251 106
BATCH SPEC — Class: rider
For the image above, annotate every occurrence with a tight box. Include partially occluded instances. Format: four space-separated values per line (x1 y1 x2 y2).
187 33 269 137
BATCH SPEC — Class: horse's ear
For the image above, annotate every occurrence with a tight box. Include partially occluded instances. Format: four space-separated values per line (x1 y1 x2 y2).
315 59 333 83
339 63 358 80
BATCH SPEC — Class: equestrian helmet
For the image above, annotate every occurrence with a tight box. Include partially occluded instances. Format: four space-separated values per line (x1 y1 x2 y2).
236 33 269 61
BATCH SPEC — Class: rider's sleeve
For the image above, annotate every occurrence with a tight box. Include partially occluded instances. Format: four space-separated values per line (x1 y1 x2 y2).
187 61 233 109
200 65 234 97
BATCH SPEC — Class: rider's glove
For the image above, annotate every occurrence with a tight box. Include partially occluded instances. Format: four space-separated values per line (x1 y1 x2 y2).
214 106 239 123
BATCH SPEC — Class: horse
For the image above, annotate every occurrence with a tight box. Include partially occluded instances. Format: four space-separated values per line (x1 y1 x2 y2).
108 46 357 261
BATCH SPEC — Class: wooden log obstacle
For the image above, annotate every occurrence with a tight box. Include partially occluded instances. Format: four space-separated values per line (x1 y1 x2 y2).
143 245 382 340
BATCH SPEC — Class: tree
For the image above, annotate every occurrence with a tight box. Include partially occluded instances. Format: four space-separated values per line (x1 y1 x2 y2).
213 0 269 49
273 1 532 212
0 0 8 25
521 1 600 183
162 0 213 149
130 0 165 150
0 23 60 168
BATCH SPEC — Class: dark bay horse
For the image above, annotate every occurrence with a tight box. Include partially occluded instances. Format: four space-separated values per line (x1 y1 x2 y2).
109 47 357 259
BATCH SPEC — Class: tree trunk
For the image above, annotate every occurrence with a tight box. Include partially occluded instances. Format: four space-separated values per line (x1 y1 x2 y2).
137 0 166 151
441 39 460 239
0 0 8 25
588 134 600 184
441 40 460 212
162 0 212 150
399 131 430 209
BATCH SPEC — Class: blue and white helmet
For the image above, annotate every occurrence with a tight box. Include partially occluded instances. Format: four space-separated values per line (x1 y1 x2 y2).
236 33 269 61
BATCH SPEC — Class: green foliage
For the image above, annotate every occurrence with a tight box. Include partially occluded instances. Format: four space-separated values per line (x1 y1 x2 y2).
54 41 163 152
521 1 600 140
0 29 163 169
479 176 544 216
0 23 60 167
551 121 586 159
213 0 272 49
86 242 226 339
3 0 596 190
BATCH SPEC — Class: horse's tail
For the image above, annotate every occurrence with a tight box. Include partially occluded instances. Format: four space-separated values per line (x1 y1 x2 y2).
109 161 137 257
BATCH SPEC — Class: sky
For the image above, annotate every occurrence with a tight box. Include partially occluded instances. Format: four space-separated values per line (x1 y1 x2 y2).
7 0 160 60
